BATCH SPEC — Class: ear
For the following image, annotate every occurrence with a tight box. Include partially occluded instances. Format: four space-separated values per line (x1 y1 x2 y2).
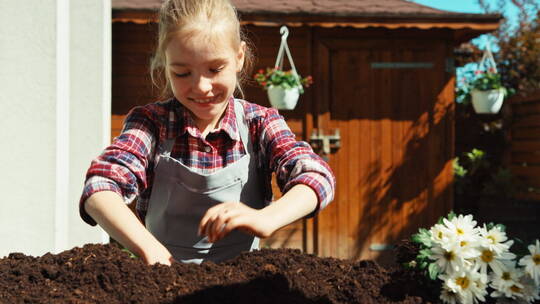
236 41 246 73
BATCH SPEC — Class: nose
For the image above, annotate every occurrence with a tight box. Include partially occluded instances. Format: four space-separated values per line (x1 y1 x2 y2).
192 75 212 93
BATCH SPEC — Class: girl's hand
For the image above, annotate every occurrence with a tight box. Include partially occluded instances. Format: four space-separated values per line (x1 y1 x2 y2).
142 247 176 266
198 201 276 243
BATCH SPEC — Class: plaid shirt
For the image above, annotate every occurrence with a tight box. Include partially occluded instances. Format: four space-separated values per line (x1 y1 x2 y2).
80 98 335 225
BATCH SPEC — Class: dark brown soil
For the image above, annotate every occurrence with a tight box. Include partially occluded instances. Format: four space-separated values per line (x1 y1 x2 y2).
0 240 521 304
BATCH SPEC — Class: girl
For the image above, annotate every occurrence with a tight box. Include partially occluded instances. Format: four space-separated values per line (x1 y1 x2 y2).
80 0 335 265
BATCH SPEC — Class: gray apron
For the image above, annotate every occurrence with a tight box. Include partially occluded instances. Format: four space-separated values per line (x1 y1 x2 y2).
145 99 265 264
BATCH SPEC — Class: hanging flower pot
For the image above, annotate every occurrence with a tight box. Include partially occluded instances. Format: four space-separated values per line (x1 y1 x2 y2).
267 85 300 110
254 68 313 110
471 88 505 114
253 26 313 110
465 45 508 115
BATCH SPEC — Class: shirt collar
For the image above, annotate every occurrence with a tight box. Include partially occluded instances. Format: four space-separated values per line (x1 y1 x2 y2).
174 96 240 141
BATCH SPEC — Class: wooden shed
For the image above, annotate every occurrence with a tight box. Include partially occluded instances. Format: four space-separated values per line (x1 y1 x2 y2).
111 0 500 263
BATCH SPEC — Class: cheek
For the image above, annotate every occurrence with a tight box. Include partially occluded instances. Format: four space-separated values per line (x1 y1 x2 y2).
169 77 190 94
221 69 239 88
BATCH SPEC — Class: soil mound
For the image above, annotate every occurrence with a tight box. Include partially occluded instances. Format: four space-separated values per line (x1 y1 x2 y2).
0 242 470 303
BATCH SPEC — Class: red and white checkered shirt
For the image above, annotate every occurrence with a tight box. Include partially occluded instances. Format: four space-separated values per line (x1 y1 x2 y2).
80 98 335 225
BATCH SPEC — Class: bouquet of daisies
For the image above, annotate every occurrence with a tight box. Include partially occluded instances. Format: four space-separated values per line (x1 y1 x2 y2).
410 212 540 304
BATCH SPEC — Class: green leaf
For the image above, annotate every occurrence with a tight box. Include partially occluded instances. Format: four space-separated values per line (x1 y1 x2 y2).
436 215 445 225
121 248 138 259
495 223 506 232
411 228 432 247
418 249 432 259
428 263 440 280
446 211 457 221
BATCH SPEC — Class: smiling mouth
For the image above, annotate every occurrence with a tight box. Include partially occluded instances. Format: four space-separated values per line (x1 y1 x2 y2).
190 95 220 104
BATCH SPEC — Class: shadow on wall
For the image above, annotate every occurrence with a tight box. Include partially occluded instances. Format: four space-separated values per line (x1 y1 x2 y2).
346 87 454 264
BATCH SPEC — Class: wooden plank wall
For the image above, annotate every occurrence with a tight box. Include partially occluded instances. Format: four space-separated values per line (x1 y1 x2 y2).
113 22 157 115
311 28 454 263
508 90 540 200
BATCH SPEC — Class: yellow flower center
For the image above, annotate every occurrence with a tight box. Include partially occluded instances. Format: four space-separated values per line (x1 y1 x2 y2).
457 228 464 235
481 250 494 263
502 272 511 280
460 241 468 247
455 277 470 290
533 254 540 265
510 285 522 293
444 251 455 261
487 236 496 244
438 231 443 239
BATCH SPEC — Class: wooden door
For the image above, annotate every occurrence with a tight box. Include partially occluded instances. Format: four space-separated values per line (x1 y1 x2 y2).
312 34 454 263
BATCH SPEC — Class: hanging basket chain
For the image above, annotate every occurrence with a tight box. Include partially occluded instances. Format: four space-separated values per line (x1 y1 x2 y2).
274 26 299 79
478 43 498 74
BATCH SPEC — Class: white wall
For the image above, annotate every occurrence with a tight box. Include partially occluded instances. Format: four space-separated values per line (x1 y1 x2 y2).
68 0 111 250
0 0 111 257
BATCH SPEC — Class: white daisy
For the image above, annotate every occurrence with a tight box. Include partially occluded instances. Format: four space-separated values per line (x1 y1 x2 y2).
442 214 480 240
516 274 540 304
431 223 451 245
440 285 460 304
440 270 487 304
474 246 516 276
519 239 540 285
491 280 525 300
490 262 524 299
453 233 482 260
431 242 476 274
478 224 514 255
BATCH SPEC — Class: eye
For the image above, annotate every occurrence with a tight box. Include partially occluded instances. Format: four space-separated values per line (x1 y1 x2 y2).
210 65 225 74
173 72 190 78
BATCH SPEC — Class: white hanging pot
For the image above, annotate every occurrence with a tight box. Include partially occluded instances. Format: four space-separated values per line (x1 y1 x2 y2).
267 86 300 110
471 88 505 114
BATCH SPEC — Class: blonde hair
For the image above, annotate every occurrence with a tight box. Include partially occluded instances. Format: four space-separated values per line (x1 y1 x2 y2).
150 0 254 99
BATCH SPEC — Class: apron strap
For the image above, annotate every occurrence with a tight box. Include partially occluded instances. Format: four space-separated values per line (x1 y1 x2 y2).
161 139 175 157
160 102 180 157
233 99 252 154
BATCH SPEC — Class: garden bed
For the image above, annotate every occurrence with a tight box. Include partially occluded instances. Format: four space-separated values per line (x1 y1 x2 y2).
1 241 537 304
0 241 442 304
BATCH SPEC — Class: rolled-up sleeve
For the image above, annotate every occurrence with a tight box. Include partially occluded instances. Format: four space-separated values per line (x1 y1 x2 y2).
258 108 335 215
79 106 158 226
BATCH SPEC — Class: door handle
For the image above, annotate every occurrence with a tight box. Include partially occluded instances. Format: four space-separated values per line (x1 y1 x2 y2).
309 128 341 155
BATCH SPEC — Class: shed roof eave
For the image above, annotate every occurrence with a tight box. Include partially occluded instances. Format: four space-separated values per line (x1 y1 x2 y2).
111 8 501 21
237 11 502 21
112 10 500 29
235 12 501 28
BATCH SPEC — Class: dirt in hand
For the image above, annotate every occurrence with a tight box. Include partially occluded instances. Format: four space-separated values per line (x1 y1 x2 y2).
0 241 520 303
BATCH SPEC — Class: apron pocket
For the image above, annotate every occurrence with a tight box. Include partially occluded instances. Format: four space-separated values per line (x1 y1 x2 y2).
178 178 242 195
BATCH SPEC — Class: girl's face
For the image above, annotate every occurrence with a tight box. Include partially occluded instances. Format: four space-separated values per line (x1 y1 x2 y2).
165 31 245 130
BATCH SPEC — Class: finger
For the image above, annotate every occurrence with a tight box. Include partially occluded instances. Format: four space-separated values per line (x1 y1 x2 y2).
208 211 231 242
199 203 228 236
209 204 244 242
212 210 245 242
199 208 222 237
199 202 239 237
